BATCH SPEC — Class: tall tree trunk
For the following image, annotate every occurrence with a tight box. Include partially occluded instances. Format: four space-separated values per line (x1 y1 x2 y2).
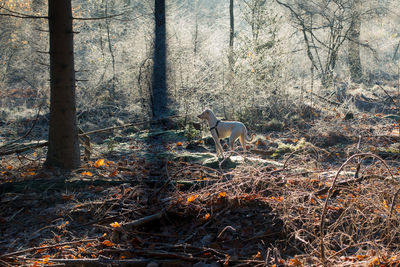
45 0 80 169
348 0 362 83
228 0 234 70
152 0 168 119
193 12 198 55
229 0 234 48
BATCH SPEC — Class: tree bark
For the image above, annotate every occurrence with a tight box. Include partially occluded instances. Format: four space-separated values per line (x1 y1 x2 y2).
45 0 80 169
228 0 235 72
348 0 362 83
152 0 168 119
229 0 234 48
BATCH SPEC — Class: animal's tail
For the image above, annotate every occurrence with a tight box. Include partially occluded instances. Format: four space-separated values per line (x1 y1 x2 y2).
245 129 257 143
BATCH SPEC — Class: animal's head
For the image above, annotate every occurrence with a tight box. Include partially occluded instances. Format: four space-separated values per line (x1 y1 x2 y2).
197 108 212 120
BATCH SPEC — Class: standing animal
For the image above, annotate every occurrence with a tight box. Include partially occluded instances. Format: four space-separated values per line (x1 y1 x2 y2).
197 108 255 157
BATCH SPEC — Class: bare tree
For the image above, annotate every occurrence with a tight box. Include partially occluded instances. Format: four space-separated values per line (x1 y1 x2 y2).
276 0 355 88
45 0 80 169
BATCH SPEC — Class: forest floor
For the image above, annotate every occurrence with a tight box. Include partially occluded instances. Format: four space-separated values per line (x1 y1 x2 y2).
1 89 400 266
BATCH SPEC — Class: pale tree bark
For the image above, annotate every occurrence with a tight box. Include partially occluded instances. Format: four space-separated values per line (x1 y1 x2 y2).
348 0 362 83
228 0 234 70
45 0 80 169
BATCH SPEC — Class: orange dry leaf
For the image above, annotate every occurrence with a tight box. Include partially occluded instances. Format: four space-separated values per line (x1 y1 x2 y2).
224 255 231 266
62 194 74 201
37 245 47 253
58 221 69 229
356 255 368 261
6 165 12 170
368 257 380 266
270 196 284 202
288 256 303 266
109 169 118 177
254 251 263 259
21 171 36 177
110 221 121 228
81 171 93 177
42 255 50 264
102 240 114 247
187 194 199 203
94 159 105 168
384 200 389 209
218 192 227 198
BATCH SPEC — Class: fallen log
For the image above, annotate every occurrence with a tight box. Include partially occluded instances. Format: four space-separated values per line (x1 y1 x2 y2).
0 115 180 156
121 210 166 231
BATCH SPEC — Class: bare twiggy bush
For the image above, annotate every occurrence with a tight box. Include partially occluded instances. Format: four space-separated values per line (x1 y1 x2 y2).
167 151 400 264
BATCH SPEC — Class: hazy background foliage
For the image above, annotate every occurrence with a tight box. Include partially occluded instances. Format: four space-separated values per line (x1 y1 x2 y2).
1 0 399 135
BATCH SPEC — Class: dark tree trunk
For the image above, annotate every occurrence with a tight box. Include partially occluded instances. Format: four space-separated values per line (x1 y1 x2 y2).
229 0 234 48
45 0 80 169
152 0 168 119
348 0 362 83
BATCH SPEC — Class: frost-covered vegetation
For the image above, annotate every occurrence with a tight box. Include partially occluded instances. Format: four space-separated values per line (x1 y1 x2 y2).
1 0 400 266
1 0 399 129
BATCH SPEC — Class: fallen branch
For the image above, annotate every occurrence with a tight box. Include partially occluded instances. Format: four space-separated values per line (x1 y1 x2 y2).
305 91 342 106
0 239 97 259
121 210 166 231
0 141 48 156
0 115 180 156
48 257 154 267
376 84 396 104
79 115 180 136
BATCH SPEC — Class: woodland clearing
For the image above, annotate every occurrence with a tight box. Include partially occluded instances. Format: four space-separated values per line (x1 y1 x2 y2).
1 88 400 267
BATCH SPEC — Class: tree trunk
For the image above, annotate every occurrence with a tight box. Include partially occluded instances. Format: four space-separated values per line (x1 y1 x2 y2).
45 0 80 169
228 0 234 70
348 0 362 83
152 0 168 119
229 0 234 48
